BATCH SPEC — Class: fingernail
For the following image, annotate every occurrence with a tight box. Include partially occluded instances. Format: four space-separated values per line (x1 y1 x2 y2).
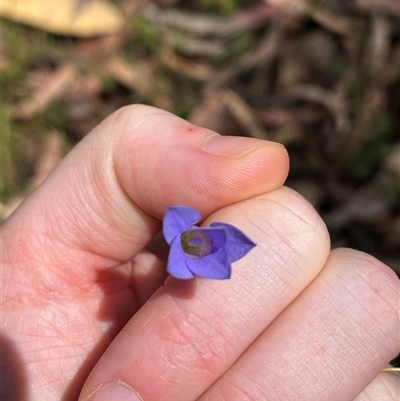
203 134 268 158
88 382 143 401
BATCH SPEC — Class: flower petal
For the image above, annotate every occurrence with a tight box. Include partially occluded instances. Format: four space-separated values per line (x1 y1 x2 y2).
187 248 231 279
211 222 256 263
163 206 201 245
166 236 195 279
190 226 227 253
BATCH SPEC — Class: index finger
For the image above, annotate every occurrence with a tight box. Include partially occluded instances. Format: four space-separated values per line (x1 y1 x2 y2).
2 105 289 274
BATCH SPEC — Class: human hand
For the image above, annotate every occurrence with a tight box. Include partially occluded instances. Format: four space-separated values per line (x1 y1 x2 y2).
1 105 398 401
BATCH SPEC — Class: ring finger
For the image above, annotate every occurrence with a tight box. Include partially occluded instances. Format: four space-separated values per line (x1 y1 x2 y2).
197 248 399 401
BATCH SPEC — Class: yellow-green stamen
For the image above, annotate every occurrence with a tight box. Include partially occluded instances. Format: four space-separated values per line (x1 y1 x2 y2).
181 230 214 257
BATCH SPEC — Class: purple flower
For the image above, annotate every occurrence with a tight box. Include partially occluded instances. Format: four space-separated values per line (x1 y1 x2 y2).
163 206 256 280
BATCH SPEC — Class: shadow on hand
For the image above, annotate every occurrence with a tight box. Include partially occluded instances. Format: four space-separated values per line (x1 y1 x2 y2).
0 333 27 401
62 258 197 400
62 267 137 401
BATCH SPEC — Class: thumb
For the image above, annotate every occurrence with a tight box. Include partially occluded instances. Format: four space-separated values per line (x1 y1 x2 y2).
3 105 288 271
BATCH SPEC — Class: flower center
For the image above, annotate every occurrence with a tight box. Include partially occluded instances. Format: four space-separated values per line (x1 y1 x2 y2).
181 230 214 257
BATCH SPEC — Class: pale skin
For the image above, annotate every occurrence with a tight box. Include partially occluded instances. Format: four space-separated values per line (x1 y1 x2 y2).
1 105 399 401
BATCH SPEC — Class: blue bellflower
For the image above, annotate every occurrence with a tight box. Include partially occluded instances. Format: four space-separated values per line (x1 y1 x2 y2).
163 206 256 280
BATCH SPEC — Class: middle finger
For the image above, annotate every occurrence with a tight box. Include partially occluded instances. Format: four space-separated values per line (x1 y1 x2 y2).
80 187 330 401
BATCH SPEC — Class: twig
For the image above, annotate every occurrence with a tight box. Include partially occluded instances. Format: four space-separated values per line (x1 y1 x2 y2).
209 22 284 88
12 63 77 119
189 90 226 131
222 88 269 139
161 49 214 81
106 56 154 95
323 159 398 229
367 16 391 74
355 0 400 17
165 31 226 57
287 84 350 135
31 130 63 190
308 4 352 36
141 2 276 38
264 0 353 35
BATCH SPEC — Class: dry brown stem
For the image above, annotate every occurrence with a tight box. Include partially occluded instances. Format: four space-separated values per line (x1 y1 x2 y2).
161 49 214 81
287 84 350 136
355 0 400 16
142 2 276 38
13 63 77 119
209 22 284 88
31 130 63 189
189 90 226 132
222 88 269 140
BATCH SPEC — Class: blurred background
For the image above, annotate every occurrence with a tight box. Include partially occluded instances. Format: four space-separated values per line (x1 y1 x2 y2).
1 0 399 280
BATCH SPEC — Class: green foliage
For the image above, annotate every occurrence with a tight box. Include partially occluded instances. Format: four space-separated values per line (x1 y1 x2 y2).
173 99 194 119
213 31 252 67
1 22 27 96
199 0 240 15
197 0 258 14
128 17 161 54
32 101 68 133
344 112 396 181
0 111 28 201
1 21 58 104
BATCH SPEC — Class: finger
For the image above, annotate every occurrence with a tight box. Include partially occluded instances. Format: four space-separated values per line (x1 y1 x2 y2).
131 250 167 305
1 106 288 401
353 370 399 401
2 105 288 277
197 248 399 401
78 187 331 401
